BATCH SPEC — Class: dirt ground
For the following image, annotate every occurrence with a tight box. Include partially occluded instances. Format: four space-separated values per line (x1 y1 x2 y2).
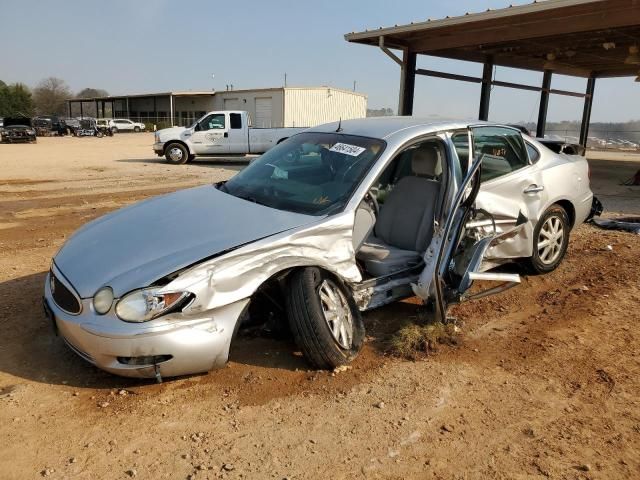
1 135 639 480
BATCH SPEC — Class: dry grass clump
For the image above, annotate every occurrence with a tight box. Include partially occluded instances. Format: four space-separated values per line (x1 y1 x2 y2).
388 319 459 360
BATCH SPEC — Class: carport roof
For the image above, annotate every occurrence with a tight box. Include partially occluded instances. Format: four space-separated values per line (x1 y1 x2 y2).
345 0 640 78
71 91 215 102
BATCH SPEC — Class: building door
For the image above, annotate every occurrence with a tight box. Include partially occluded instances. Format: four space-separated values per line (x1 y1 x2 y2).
224 98 239 110
255 97 273 128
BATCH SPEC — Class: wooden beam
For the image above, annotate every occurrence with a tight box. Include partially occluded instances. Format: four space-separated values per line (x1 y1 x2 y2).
580 78 596 147
415 67 585 97
536 70 552 138
399 51 417 116
415 68 481 83
478 60 493 121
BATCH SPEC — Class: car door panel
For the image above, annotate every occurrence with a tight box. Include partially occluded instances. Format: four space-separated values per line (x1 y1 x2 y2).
190 114 230 154
413 131 521 323
472 127 548 260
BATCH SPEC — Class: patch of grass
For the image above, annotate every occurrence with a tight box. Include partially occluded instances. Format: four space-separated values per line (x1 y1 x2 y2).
388 319 459 360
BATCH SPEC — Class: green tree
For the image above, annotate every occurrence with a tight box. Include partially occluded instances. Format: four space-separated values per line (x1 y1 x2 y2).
0 82 34 117
33 77 72 116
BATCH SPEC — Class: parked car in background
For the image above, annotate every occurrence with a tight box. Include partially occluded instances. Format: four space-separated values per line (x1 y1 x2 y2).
1 117 36 143
33 115 63 136
508 126 585 156
60 118 80 136
96 119 114 136
75 118 104 137
96 119 113 129
153 110 306 163
538 137 585 156
111 118 145 133
45 118 597 379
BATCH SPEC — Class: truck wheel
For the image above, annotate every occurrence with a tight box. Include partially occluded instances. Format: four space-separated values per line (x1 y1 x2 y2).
285 267 364 369
525 204 570 274
134 126 140 132
165 143 189 164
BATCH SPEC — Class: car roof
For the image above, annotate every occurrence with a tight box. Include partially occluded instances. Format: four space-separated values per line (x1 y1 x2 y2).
306 116 489 140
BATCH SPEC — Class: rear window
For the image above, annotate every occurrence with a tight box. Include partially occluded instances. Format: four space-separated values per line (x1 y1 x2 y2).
230 113 242 129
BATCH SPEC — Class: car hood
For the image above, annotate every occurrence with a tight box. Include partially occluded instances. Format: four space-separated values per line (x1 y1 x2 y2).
54 185 317 298
157 126 188 141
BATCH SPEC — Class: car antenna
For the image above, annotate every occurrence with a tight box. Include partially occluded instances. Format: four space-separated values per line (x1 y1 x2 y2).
335 117 343 133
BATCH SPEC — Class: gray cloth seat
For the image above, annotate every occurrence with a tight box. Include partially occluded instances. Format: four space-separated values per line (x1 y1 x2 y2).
357 145 442 277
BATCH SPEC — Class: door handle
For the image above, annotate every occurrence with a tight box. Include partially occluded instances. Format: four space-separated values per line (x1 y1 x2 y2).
224 132 228 138
523 184 544 194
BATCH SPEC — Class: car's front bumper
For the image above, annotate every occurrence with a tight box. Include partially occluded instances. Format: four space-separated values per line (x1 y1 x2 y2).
153 142 164 156
44 271 248 379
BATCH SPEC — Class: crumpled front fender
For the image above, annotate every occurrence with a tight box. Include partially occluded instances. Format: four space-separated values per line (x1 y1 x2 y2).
163 211 362 313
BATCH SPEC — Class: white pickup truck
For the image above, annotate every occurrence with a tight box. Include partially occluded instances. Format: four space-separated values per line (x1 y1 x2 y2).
153 110 306 164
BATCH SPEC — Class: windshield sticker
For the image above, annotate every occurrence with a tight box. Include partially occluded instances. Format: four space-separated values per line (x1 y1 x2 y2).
329 143 366 157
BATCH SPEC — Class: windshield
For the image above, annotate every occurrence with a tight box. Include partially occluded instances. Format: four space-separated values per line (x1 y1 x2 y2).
222 132 385 215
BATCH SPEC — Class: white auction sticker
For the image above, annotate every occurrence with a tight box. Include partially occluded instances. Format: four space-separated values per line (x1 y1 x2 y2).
329 143 366 157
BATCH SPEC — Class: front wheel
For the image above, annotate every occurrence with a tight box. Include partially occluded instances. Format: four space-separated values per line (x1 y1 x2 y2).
165 142 189 164
285 267 364 369
134 126 140 132
526 205 570 274
111 126 118 134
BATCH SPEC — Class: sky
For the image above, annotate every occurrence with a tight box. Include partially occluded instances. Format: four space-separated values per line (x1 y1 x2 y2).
0 0 637 123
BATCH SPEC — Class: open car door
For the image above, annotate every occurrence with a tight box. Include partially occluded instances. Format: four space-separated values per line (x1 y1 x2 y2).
412 139 522 323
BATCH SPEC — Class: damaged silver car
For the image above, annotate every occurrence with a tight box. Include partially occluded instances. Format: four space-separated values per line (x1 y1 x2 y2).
43 118 595 379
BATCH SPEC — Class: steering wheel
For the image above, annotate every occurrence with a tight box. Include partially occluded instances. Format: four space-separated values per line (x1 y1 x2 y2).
364 189 380 216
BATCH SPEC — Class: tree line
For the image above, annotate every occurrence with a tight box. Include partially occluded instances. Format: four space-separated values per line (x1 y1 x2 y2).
0 77 108 118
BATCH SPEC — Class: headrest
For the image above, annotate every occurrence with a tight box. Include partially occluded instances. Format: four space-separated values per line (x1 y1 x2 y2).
411 145 440 177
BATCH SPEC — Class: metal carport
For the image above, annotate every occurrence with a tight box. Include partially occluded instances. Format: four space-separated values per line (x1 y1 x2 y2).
345 0 640 146
67 91 216 127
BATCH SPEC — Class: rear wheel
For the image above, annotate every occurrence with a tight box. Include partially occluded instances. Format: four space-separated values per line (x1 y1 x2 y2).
165 143 189 164
286 267 364 369
526 205 570 274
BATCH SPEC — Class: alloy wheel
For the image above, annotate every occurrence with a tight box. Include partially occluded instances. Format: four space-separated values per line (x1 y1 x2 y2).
318 279 353 349
537 215 565 265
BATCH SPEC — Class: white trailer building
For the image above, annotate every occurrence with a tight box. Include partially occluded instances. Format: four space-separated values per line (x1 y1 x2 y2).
214 87 367 128
68 86 367 129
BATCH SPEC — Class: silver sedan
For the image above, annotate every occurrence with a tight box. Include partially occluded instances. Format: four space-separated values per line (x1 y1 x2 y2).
43 118 596 379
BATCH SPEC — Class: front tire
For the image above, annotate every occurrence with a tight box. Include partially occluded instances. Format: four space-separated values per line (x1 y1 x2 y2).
286 267 364 369
134 126 140 132
165 143 189 164
111 126 118 134
526 205 570 274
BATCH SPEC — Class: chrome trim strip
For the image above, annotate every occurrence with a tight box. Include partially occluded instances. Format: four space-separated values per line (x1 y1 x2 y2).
62 337 95 365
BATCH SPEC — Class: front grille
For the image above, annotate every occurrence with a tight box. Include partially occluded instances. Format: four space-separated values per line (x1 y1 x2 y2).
50 269 82 314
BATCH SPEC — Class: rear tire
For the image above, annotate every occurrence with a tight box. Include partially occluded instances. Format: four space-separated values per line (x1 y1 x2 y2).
285 267 364 369
525 204 570 274
165 143 189 164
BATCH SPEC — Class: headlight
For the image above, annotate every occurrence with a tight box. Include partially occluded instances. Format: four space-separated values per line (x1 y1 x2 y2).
115 288 192 323
93 287 114 314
